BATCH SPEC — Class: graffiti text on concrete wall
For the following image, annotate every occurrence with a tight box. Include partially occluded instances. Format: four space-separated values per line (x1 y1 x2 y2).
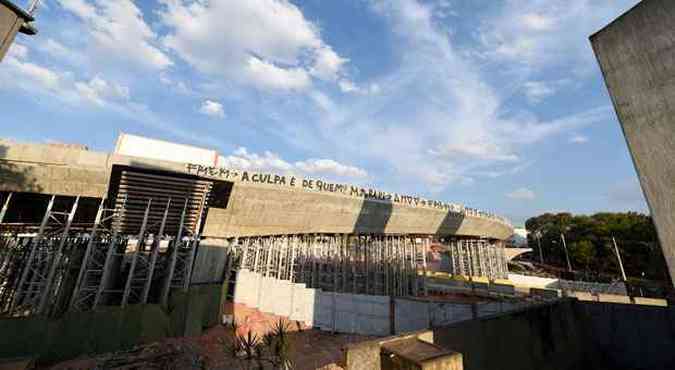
185 163 463 212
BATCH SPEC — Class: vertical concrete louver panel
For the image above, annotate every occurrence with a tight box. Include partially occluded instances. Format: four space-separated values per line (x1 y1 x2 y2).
590 0 675 287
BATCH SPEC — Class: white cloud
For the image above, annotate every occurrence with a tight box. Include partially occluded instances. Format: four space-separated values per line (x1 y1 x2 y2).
58 0 171 70
199 100 225 118
507 187 536 200
75 76 130 106
3 44 61 90
0 44 221 150
338 80 381 95
41 38 70 58
7 43 28 59
159 73 192 95
282 0 612 191
38 38 86 66
245 57 311 91
158 0 349 91
218 147 295 173
218 147 368 180
310 46 348 81
1 45 130 108
520 13 556 31
569 134 589 144
479 0 639 72
295 159 368 178
523 81 555 103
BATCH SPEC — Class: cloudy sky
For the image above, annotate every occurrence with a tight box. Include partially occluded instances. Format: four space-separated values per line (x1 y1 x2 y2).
1 0 648 225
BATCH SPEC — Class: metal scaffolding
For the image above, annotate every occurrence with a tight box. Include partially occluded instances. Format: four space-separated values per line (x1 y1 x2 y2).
231 234 430 297
0 188 208 317
444 238 508 280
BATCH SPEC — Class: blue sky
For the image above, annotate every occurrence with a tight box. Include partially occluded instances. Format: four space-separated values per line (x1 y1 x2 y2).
0 0 647 225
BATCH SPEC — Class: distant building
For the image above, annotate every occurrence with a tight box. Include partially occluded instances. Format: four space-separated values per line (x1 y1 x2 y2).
507 227 528 248
591 0 675 287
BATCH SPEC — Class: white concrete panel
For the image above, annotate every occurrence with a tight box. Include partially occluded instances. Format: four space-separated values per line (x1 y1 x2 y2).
115 133 218 166
270 280 293 317
234 269 260 308
289 283 315 325
259 277 278 313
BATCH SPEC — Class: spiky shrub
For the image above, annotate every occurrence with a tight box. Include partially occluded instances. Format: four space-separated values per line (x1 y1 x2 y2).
222 320 260 361
223 319 294 369
263 319 293 369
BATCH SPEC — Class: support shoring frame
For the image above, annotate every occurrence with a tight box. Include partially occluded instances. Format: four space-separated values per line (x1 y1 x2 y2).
8 195 81 317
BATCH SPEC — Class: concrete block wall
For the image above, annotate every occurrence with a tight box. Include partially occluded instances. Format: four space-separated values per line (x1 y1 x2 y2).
233 269 391 335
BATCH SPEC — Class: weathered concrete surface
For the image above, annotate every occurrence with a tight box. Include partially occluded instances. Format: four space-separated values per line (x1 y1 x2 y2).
577 301 675 370
381 337 463 370
0 140 512 239
343 331 443 370
590 0 675 286
0 140 109 197
202 182 512 239
433 300 587 370
431 299 675 370
0 1 33 62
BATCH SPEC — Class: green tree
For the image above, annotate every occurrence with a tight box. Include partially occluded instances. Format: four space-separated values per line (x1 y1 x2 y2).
524 211 668 282
570 240 595 270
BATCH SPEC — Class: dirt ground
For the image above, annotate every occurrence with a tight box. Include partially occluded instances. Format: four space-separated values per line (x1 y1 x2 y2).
44 325 373 370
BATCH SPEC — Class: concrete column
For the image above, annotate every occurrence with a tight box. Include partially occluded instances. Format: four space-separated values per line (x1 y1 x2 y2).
591 0 675 287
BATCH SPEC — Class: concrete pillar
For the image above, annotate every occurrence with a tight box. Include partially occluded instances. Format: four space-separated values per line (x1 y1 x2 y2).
591 0 675 287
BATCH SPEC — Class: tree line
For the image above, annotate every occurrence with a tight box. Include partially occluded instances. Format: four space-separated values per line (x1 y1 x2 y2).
524 212 670 285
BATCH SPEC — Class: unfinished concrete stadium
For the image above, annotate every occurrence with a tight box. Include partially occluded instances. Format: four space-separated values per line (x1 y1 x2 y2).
2 0 675 367
2 133 673 370
0 133 513 316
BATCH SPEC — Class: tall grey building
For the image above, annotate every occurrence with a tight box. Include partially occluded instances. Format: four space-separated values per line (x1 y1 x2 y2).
591 0 675 287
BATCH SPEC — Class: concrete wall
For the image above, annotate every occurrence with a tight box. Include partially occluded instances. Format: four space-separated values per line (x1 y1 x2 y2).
577 301 675 370
233 269 391 336
429 299 675 370
0 140 109 197
432 300 588 370
0 283 222 363
590 0 675 286
394 297 535 335
0 140 512 239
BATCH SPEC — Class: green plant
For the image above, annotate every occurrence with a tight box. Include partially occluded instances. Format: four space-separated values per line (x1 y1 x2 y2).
222 319 294 369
